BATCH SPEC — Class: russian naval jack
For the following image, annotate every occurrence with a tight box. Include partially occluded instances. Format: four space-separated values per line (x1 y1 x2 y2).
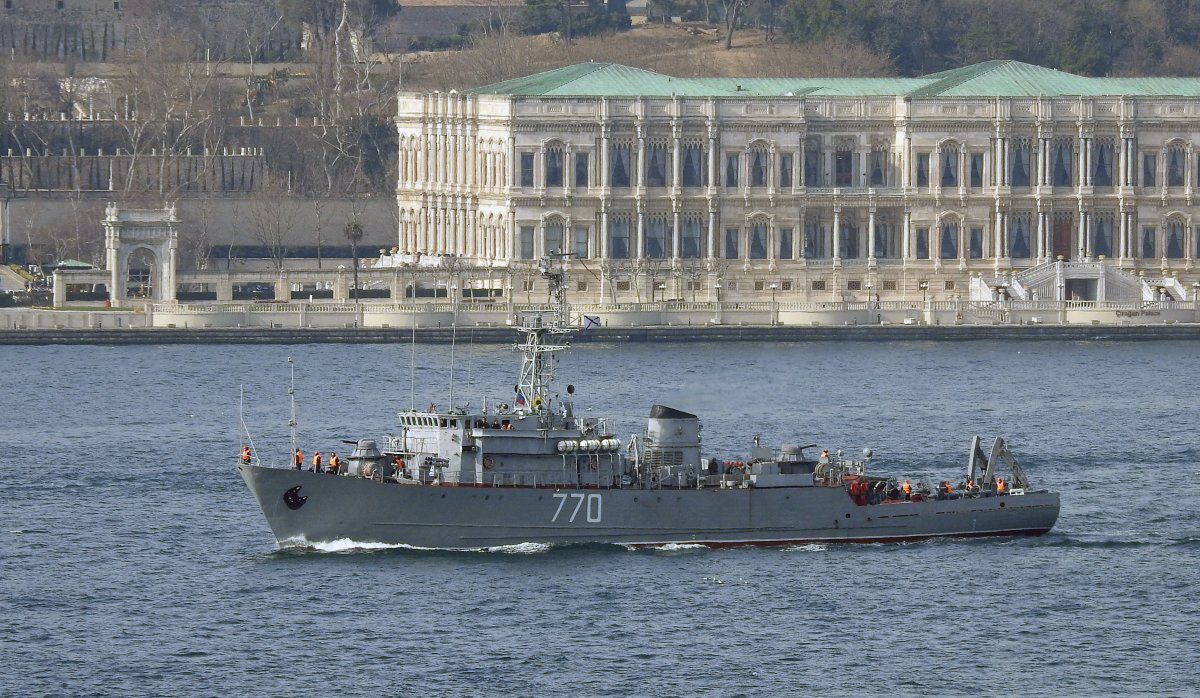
237 259 1059 549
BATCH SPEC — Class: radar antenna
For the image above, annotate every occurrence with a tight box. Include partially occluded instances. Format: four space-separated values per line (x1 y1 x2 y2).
513 252 575 414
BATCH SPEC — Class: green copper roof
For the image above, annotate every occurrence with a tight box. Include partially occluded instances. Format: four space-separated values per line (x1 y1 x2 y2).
468 60 1200 98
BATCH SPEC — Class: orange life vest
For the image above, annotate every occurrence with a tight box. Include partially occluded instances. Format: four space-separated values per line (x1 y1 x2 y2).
313 452 322 467
902 480 911 494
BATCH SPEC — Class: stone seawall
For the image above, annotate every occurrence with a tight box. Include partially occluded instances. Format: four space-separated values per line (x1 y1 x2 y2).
2 324 1199 345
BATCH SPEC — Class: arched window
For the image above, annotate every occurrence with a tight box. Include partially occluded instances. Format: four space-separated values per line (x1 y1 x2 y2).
644 216 669 258
939 219 959 258
834 139 854 187
1009 213 1032 259
545 144 564 187
874 215 898 258
681 216 705 258
608 215 632 259
610 142 632 188
544 219 565 256
681 141 707 187
749 218 769 259
804 139 822 186
1166 219 1186 258
1167 143 1187 187
1092 212 1115 257
940 143 958 188
1011 138 1032 187
749 144 769 188
645 142 668 187
869 140 890 187
1093 138 1114 187
1052 138 1074 187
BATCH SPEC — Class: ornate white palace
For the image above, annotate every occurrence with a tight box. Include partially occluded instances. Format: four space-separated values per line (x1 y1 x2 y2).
394 60 1200 305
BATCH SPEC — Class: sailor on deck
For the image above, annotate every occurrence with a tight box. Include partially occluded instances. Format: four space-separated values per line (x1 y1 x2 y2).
241 445 252 464
312 451 322 472
293 448 303 470
329 452 341 474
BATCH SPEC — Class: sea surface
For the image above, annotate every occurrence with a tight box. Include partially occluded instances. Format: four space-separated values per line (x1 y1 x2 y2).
2 339 1198 696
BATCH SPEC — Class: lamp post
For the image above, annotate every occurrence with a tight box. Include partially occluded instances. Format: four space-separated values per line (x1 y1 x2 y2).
1192 282 1200 323
864 280 874 324
769 282 778 325
713 281 722 324
919 279 929 324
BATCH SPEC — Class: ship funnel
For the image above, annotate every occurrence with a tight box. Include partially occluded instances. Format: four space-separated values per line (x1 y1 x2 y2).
644 405 701 469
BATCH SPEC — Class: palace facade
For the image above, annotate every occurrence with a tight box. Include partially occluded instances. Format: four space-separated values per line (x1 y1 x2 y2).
394 61 1200 302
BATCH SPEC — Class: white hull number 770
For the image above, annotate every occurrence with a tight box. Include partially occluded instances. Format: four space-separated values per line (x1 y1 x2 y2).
551 493 602 523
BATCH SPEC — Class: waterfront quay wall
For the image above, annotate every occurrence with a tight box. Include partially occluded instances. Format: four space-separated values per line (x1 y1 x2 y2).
3 300 1200 343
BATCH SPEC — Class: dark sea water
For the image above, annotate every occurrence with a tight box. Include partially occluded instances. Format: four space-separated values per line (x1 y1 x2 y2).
2 339 1198 697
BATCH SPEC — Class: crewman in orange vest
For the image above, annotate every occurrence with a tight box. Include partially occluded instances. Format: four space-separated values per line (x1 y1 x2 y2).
329 452 341 474
942 480 954 495
293 448 303 470
901 479 912 499
312 451 322 472
241 444 252 464
964 479 975 493
996 476 1007 493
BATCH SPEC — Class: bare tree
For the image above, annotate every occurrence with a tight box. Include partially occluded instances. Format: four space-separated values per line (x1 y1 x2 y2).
248 177 298 269
343 216 364 301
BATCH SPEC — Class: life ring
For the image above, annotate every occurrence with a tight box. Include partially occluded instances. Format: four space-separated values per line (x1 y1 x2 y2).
482 455 495 470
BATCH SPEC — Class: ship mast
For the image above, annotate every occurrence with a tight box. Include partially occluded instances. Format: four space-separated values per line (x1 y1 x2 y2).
514 254 574 412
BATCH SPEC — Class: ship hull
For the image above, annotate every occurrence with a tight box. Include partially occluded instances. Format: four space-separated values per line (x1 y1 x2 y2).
239 464 1060 549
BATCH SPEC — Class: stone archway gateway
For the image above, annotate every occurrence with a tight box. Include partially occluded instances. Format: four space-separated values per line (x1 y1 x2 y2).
104 204 178 304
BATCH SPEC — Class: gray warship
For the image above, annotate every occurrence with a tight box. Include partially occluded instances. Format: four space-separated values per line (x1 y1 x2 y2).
238 258 1060 549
